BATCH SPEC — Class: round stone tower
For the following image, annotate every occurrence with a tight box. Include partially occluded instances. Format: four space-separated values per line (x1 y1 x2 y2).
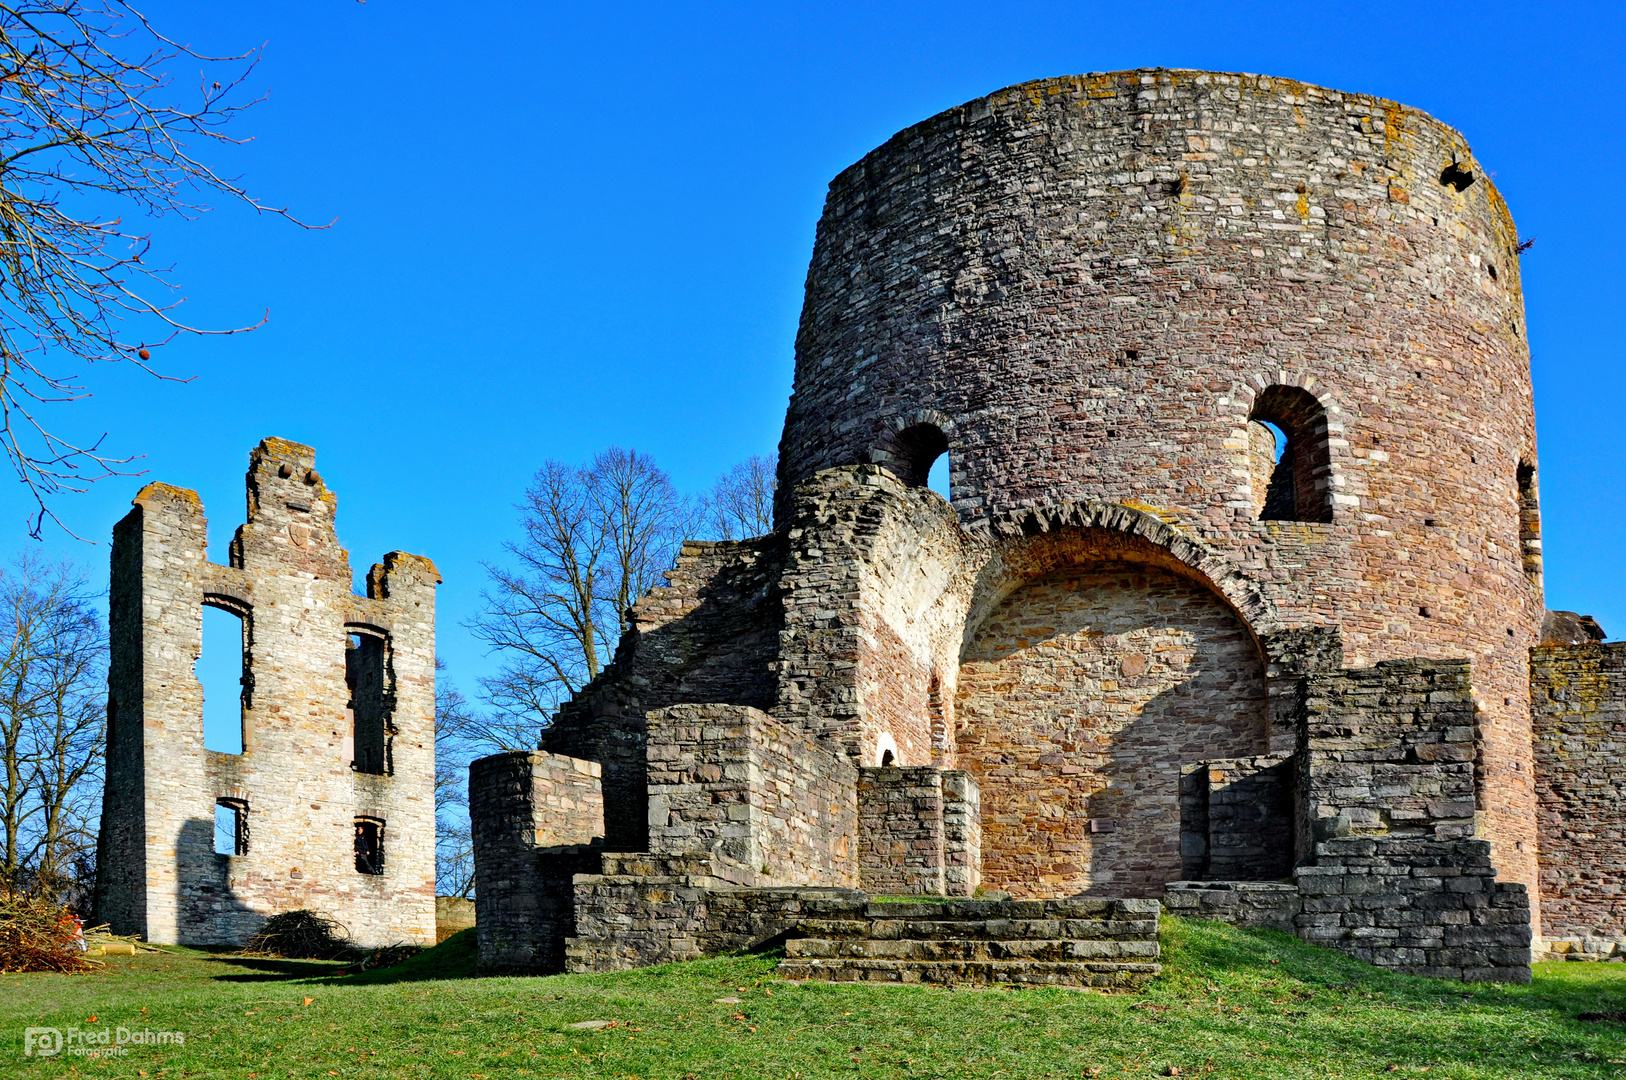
778 70 1543 903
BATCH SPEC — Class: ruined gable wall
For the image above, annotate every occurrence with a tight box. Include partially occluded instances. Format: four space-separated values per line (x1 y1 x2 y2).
97 439 437 947
777 69 1543 909
1530 643 1626 945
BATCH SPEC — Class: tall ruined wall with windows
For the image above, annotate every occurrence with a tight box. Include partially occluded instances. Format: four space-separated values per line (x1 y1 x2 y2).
776 68 1545 908
94 438 439 948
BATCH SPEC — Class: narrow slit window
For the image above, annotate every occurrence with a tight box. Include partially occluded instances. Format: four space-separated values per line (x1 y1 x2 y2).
214 800 248 856
200 603 249 754
1517 461 1542 583
346 629 392 775
355 818 385 875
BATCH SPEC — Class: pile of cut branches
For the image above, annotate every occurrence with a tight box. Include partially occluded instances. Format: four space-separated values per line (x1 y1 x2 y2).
0 892 95 973
243 910 352 960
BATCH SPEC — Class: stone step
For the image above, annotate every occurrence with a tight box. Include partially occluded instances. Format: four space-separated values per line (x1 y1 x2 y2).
794 917 1159 941
859 898 1159 920
784 936 1160 962
776 957 1161 990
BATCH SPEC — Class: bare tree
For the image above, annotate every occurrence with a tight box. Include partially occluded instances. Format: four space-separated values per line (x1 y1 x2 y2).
0 551 104 901
704 453 776 540
0 2 312 536
469 448 693 736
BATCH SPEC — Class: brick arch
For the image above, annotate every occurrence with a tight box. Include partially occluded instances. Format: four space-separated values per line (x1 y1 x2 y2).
963 500 1282 649
955 504 1274 897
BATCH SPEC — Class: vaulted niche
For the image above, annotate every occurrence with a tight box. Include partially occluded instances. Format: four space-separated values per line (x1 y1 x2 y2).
1248 386 1333 523
200 599 251 754
346 627 394 775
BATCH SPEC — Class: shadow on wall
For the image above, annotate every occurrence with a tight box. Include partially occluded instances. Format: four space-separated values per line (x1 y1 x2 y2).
177 818 265 946
954 560 1275 898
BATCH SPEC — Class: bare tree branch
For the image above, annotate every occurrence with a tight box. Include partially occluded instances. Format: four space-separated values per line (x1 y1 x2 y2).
704 453 776 540
468 448 693 737
0 2 319 536
0 549 103 902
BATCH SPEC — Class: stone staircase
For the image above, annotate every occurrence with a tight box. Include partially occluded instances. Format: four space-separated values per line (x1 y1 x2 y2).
778 897 1161 990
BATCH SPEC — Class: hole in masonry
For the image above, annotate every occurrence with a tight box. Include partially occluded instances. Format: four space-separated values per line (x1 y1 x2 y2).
201 605 247 754
1420 606 1433 618
1487 262 1498 281
1440 162 1475 191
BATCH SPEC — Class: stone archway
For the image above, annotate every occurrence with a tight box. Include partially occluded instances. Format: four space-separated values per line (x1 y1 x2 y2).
954 512 1272 899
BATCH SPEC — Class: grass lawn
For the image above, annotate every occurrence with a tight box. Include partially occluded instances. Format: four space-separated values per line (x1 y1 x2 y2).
3 918 1624 1078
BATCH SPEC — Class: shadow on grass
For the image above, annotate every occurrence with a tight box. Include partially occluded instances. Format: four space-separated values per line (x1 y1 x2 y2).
317 927 478 985
206 954 349 982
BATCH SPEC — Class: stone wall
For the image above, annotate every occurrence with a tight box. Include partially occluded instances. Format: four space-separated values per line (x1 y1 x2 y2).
1530 643 1626 947
955 560 1269 897
856 767 980 896
468 751 605 975
645 704 857 887
1296 658 1531 981
95 440 439 948
1180 754 1295 880
544 536 783 852
776 66 1544 913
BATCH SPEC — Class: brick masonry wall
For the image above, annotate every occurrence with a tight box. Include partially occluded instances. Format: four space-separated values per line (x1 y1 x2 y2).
1530 643 1626 945
95 440 439 947
956 559 1269 898
645 704 858 887
858 768 946 895
1195 754 1295 880
776 67 1544 912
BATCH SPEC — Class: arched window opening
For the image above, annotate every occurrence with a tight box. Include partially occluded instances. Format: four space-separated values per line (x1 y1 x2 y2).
200 602 250 754
354 817 385 875
927 453 951 501
1248 386 1333 523
346 628 394 775
1517 461 1542 583
889 423 949 489
214 799 248 856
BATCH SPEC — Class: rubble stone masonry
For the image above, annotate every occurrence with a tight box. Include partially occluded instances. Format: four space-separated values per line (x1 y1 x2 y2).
95 439 439 947
1530 643 1626 951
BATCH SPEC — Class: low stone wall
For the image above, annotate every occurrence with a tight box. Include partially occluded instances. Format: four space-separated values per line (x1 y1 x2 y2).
469 751 606 975
645 704 858 887
1295 837 1531 982
1530 642 1626 950
1161 881 1302 932
857 767 980 896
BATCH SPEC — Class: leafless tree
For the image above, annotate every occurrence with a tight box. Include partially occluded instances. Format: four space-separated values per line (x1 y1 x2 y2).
469 448 694 735
0 2 313 536
0 552 104 901
704 453 776 540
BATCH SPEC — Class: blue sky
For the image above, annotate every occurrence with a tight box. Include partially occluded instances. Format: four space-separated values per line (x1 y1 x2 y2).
8 1 1624 721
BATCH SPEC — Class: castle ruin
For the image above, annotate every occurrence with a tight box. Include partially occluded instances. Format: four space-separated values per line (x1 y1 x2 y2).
95 438 440 947
470 70 1626 986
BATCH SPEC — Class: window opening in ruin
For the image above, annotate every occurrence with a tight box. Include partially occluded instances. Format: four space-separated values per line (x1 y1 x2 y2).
927 452 950 501
200 604 249 754
1247 386 1334 523
346 628 393 775
1439 161 1475 192
890 422 949 489
355 817 385 875
1517 461 1542 583
214 799 247 856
